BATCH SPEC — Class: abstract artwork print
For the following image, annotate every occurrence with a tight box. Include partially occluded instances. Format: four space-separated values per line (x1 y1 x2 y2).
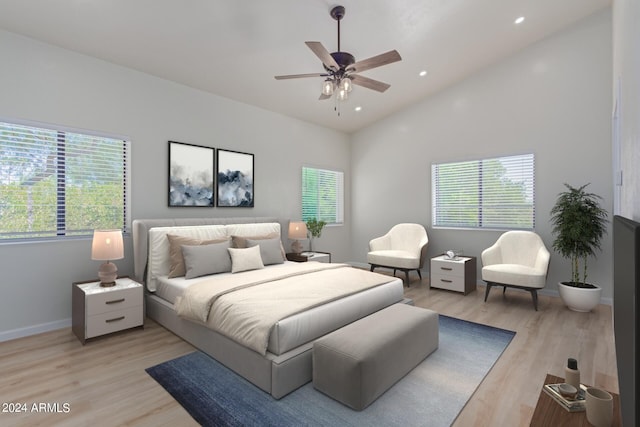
217 149 254 207
168 141 214 207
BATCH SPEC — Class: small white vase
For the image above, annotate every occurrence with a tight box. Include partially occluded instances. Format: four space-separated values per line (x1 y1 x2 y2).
558 282 602 312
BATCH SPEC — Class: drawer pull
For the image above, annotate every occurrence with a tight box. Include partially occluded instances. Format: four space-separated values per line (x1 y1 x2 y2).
105 298 125 305
440 267 453 271
105 316 125 323
440 279 453 283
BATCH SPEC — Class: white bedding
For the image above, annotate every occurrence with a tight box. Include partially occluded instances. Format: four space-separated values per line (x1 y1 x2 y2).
155 262 404 355
155 261 298 304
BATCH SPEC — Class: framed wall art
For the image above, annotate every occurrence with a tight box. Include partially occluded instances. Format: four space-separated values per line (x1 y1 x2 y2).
168 141 215 207
216 149 254 207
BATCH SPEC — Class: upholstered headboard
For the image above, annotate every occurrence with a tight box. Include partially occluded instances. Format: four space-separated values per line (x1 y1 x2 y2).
132 217 284 290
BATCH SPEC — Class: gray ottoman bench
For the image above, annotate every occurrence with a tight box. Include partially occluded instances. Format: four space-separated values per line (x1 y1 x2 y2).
312 303 439 410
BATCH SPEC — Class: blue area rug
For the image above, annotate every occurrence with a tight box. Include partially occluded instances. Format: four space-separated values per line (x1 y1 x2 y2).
146 315 515 427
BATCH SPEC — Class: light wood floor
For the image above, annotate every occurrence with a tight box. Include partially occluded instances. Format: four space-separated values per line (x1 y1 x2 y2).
0 277 618 427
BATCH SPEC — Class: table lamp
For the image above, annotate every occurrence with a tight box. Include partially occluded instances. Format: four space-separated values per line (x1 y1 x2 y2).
92 229 124 287
288 221 308 253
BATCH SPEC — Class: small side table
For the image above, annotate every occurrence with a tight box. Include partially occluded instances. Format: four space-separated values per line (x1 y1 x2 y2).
286 251 331 263
72 277 144 344
430 255 477 295
530 374 621 426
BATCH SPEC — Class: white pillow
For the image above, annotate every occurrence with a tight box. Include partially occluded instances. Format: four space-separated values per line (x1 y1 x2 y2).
228 245 265 273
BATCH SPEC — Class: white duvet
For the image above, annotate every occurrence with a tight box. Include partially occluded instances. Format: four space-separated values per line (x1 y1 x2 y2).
175 262 394 355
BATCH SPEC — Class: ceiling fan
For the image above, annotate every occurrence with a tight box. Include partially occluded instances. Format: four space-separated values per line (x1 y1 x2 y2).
274 5 401 103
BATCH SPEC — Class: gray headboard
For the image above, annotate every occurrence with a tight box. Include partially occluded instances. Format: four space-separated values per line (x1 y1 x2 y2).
132 217 284 284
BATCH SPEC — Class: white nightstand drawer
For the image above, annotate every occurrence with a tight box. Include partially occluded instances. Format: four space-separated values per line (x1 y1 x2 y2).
429 255 477 295
86 306 143 339
86 287 143 315
430 274 465 292
431 258 466 277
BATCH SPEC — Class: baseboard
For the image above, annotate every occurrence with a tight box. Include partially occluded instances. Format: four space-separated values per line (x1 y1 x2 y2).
0 318 71 342
477 282 613 306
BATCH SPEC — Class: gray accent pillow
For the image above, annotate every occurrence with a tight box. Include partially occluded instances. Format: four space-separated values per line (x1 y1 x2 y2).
228 245 265 273
181 240 232 279
246 237 285 265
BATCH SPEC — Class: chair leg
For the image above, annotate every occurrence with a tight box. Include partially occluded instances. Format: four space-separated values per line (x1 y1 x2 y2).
370 265 375 272
417 269 422 280
405 270 410 287
393 268 397 276
484 282 493 302
530 289 539 311
503 286 507 295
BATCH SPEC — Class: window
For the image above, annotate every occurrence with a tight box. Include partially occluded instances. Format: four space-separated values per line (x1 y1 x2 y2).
302 166 344 225
432 153 535 230
0 120 129 240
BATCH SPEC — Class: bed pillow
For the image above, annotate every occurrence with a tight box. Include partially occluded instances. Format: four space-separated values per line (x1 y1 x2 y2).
228 245 265 273
167 234 230 278
181 240 232 279
246 237 285 265
231 233 286 258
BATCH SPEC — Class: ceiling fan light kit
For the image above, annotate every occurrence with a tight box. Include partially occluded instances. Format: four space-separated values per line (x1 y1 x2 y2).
275 5 401 114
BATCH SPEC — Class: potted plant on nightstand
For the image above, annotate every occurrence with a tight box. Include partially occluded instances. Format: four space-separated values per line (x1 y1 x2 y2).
305 218 326 252
550 183 608 312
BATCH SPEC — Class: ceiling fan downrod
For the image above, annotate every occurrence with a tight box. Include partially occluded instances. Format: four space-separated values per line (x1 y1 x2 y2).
330 5 346 52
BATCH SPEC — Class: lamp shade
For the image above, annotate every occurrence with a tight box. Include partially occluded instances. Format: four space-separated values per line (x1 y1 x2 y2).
91 229 124 261
288 222 308 240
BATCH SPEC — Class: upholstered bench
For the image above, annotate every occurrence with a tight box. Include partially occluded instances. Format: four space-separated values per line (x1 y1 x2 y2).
312 303 439 410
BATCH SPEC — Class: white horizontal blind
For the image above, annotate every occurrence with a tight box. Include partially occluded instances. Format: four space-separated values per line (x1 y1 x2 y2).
432 153 535 229
0 121 129 240
302 166 344 225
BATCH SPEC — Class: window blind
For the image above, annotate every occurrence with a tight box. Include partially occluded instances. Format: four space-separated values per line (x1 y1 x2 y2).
302 166 344 225
432 153 535 230
0 120 129 240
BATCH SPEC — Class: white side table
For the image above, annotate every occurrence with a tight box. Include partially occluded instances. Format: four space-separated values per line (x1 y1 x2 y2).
430 255 477 295
72 277 144 344
286 251 331 263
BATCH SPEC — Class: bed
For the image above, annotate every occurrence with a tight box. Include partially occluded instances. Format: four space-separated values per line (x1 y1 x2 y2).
133 217 405 398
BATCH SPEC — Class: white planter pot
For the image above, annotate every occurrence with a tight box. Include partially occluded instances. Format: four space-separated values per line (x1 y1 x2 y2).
558 282 602 312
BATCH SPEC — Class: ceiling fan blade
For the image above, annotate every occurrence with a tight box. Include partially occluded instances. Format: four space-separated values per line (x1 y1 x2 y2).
350 74 391 92
319 93 332 100
305 41 340 71
347 50 402 73
274 73 327 80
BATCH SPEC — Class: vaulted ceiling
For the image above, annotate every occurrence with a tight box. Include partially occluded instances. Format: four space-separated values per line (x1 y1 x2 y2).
0 0 611 133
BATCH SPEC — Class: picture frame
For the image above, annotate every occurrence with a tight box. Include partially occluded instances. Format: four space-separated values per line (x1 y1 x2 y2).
216 149 254 207
168 141 215 207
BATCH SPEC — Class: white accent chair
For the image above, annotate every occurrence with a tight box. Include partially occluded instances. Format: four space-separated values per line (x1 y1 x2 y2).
481 230 550 311
367 224 429 286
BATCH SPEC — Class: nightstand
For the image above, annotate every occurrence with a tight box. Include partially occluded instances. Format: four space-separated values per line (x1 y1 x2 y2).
286 251 331 263
430 255 477 295
72 277 144 344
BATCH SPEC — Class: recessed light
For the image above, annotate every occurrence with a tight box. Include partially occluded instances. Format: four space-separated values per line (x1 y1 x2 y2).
419 70 428 77
354 106 362 112
515 16 525 25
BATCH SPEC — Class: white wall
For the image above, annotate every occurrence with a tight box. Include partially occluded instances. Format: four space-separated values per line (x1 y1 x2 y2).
0 30 351 338
350 10 613 298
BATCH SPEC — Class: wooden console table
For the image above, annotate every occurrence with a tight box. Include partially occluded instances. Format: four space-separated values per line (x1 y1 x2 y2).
530 374 621 426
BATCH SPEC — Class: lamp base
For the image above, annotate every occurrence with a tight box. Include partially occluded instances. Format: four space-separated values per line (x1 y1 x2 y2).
98 261 118 287
291 240 304 254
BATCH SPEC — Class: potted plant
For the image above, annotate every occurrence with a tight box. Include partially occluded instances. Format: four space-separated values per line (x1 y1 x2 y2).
305 218 327 252
549 183 608 312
